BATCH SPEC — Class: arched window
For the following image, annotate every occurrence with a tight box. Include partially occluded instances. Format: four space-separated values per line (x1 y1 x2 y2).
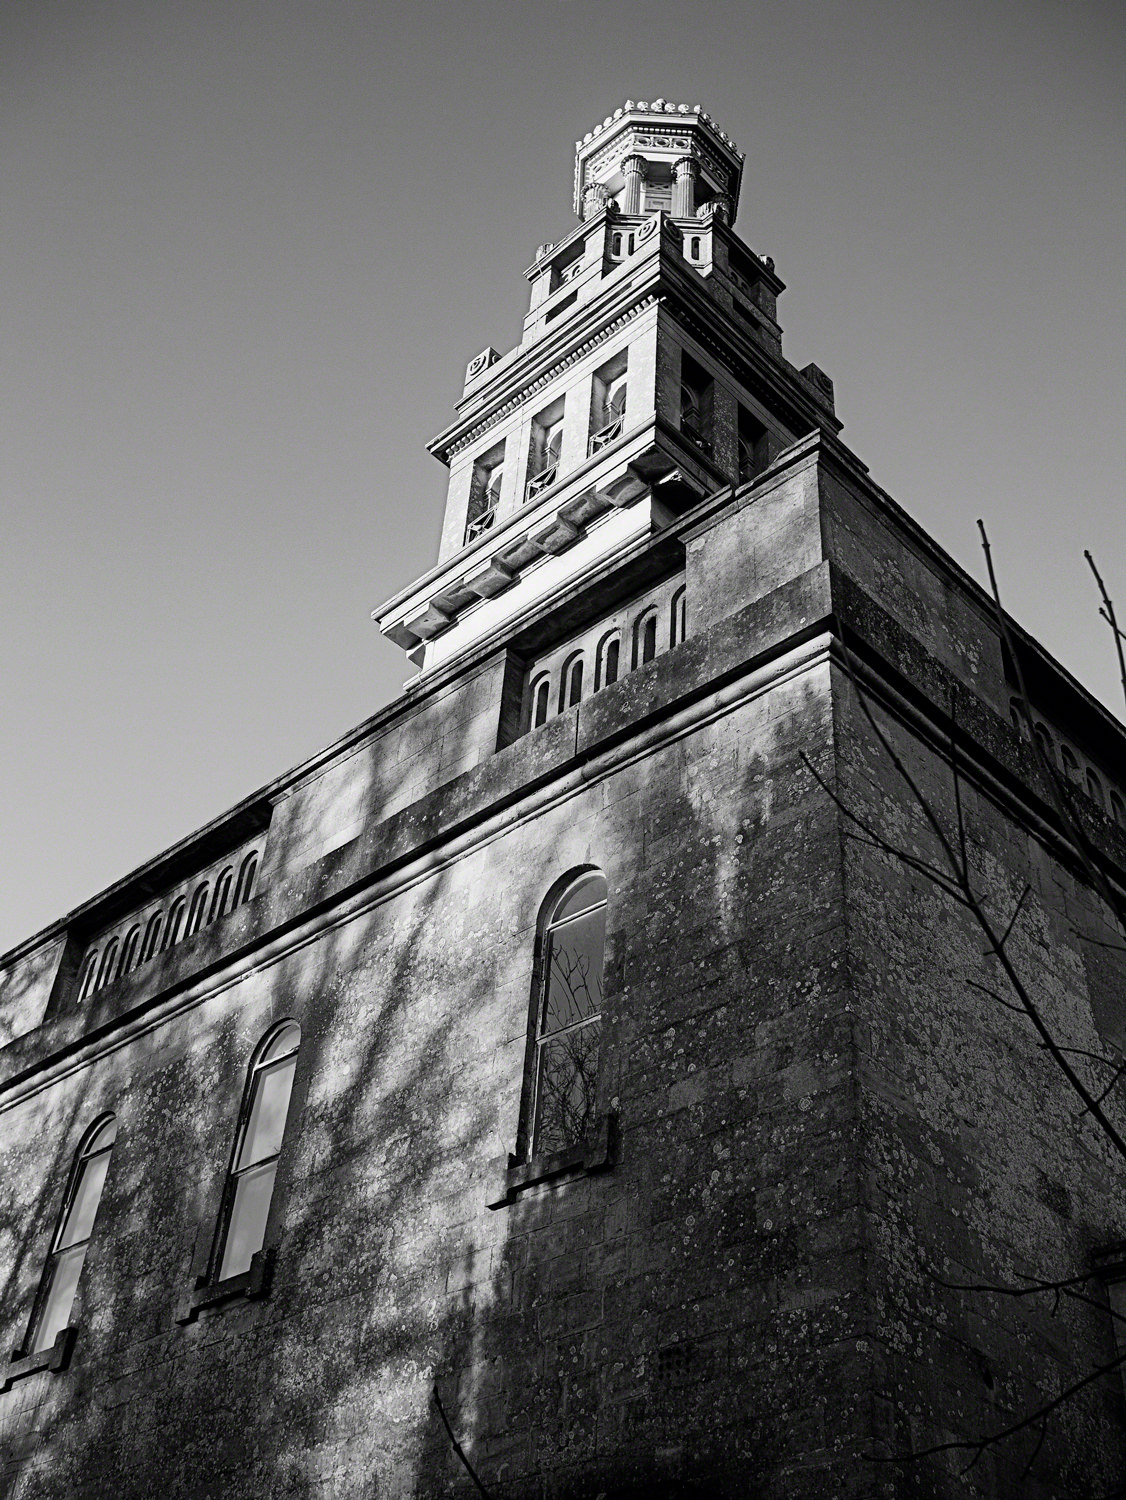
161 897 186 952
234 852 259 908
210 868 234 924
185 882 210 938
1086 769 1105 809
634 612 658 668
530 675 551 729
527 873 607 1157
117 926 141 981
76 951 99 1003
140 911 163 964
670 586 687 649
28 1116 117 1355
604 374 627 425
1111 789 1126 827
561 654 584 711
595 633 620 691
96 938 119 993
689 235 701 259
1009 698 1029 739
1061 745 1081 784
611 232 622 256
1033 723 1055 767
215 1022 302 1281
680 383 701 430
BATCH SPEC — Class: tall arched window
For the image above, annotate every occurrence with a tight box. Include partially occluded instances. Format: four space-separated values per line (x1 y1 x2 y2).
96 938 119 993
1086 769 1105 810
530 675 551 729
561 654 584 711
234 852 259 908
1033 723 1055 767
670 586 687 649
1111 790 1126 828
140 911 163 964
634 611 658 668
117 925 141 981
210 867 234 924
161 897 187 952
527 873 607 1157
28 1116 117 1355
1061 745 1081 784
215 1022 302 1281
76 951 100 1003
595 633 620 691
185 882 210 938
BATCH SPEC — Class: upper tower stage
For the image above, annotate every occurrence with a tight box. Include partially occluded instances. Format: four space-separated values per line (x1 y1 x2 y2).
573 100 745 223
375 103 839 678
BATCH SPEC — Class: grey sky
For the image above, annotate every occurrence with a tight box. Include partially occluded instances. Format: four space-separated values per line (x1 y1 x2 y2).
2 0 1123 953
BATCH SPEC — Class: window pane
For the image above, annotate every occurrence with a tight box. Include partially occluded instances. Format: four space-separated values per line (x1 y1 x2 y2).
220 1161 277 1279
259 1021 301 1065
57 1151 111 1250
32 1244 87 1353
553 872 607 923
543 904 605 1034
237 1056 297 1169
86 1117 118 1154
534 1020 601 1155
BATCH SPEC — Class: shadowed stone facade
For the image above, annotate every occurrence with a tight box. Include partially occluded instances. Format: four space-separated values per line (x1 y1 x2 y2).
2 102 1124 1498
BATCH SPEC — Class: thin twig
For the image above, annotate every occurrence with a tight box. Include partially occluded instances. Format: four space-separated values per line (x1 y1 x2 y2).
997 884 1031 950
1086 551 1126 716
873 1347 1126 1466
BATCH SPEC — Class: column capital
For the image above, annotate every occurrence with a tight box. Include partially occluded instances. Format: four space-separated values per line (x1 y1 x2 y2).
697 195 731 225
672 155 700 178
580 182 611 220
621 154 648 178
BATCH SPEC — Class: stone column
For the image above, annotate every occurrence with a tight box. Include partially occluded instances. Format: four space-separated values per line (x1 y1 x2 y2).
621 154 647 215
580 182 611 221
672 156 699 218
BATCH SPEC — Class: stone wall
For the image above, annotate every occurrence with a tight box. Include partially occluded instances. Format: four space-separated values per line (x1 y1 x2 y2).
2 439 1124 1498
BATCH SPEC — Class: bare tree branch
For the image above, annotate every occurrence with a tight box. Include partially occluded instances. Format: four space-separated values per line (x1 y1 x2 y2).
868 1347 1126 1470
1086 550 1126 717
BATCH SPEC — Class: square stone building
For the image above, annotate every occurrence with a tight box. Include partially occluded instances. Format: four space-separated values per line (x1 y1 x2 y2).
2 102 1125 1499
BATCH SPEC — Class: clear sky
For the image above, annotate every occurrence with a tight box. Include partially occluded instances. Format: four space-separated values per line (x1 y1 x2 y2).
2 0 1123 954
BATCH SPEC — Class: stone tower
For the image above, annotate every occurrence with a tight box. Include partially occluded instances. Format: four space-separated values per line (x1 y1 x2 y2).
1 102 1125 1499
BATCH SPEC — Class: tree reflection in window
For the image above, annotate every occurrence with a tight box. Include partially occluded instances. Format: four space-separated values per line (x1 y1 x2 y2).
216 1021 301 1280
532 872 607 1156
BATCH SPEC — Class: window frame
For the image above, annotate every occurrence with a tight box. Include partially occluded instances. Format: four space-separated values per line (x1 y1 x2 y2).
560 652 585 713
529 673 551 730
5 1115 118 1387
234 850 259 908
489 870 617 1210
76 950 100 1003
177 1020 304 1322
595 631 621 691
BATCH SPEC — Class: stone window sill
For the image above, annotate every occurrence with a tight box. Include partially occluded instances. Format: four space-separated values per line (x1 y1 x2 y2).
174 1248 272 1325
487 1112 617 1209
2 1327 75 1390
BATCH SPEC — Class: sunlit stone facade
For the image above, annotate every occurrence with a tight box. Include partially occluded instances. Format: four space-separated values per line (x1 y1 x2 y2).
2 102 1125 1498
